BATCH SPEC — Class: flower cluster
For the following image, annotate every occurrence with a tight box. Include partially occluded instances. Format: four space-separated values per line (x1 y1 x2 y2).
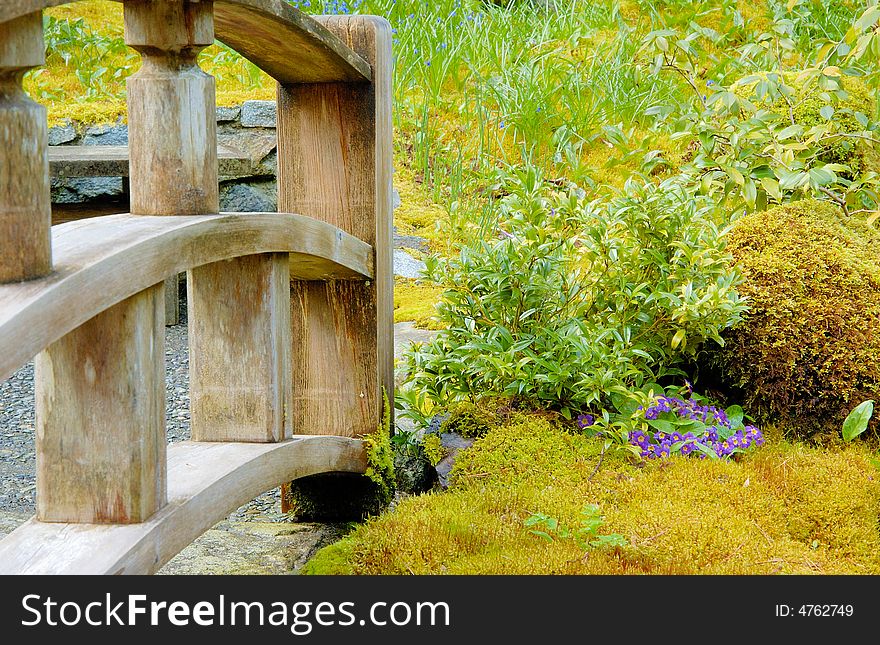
633 396 764 460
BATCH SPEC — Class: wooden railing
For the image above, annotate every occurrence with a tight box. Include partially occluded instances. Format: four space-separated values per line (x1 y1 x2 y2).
0 0 392 574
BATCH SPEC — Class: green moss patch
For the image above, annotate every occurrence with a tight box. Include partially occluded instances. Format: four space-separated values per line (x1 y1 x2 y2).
702 199 880 440
303 417 880 574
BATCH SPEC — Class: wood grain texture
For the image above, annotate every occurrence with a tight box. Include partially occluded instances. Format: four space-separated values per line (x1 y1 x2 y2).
48 143 255 178
0 213 373 384
125 0 218 215
189 253 292 442
35 283 166 523
0 436 367 574
0 11 51 283
277 15 393 439
1 1 370 83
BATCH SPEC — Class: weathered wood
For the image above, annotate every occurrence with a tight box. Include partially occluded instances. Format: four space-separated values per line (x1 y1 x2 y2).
164 274 181 326
36 283 166 523
1 1 371 84
189 253 292 442
0 436 367 574
213 0 371 83
48 144 255 178
0 11 51 283
0 213 374 384
124 0 218 216
277 15 393 439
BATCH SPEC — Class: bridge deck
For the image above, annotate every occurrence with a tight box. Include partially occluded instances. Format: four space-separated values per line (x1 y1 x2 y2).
0 436 367 574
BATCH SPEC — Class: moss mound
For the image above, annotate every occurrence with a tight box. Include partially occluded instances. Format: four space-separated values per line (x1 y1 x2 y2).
733 71 876 172
302 418 880 574
701 199 880 440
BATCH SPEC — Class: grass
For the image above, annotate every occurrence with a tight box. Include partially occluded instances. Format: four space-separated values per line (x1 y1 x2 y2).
304 417 880 574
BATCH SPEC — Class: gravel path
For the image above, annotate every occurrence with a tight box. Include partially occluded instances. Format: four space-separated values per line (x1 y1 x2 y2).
0 289 285 522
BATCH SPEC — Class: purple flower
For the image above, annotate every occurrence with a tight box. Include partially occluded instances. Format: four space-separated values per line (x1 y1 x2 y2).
576 413 595 430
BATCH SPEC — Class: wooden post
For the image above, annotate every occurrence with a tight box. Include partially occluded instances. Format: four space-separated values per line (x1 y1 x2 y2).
125 0 218 326
0 11 51 283
189 253 292 442
277 15 394 442
36 285 166 523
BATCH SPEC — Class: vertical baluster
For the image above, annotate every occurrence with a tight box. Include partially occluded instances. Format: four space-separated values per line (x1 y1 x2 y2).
0 12 51 283
36 285 166 523
126 0 293 443
277 16 394 440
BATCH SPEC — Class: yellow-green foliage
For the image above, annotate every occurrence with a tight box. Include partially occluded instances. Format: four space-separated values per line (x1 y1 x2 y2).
421 434 446 467
303 418 880 574
733 71 876 171
703 199 880 440
363 390 396 505
393 168 448 251
440 401 497 439
394 279 444 329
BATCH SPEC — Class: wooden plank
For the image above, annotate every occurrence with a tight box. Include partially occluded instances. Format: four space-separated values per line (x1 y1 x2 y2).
277 16 393 439
0 213 373 384
1 1 371 83
213 0 371 83
0 11 51 283
189 253 292 442
36 283 166 523
0 436 367 574
124 0 218 216
48 144 256 178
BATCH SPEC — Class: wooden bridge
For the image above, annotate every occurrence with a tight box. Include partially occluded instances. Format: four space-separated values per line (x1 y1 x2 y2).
0 0 392 574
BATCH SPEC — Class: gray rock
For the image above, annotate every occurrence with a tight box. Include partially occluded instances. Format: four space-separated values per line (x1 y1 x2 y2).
217 124 277 173
216 105 241 123
48 121 76 146
394 249 426 279
392 187 401 210
158 520 346 575
253 149 277 177
220 180 278 212
241 100 277 128
83 123 129 146
51 177 124 203
393 322 439 359
434 432 475 489
393 447 435 494
393 229 430 253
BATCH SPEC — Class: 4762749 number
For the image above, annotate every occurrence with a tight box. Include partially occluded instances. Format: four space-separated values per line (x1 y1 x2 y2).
775 605 853 617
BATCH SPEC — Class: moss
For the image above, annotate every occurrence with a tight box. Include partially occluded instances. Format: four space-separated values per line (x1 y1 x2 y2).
300 540 357 575
440 401 499 439
700 199 880 441
394 279 445 329
421 434 446 467
392 167 448 251
303 417 880 574
363 389 396 505
733 71 876 172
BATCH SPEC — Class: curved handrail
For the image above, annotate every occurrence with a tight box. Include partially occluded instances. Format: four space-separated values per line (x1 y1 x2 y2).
0 435 368 574
0 0 371 83
0 212 374 383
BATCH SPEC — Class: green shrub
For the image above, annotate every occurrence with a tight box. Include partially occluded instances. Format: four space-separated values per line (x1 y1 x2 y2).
733 71 876 172
699 199 880 440
402 168 746 418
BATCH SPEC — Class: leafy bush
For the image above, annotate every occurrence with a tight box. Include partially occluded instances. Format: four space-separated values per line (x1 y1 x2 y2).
401 168 745 418
699 199 880 440
732 70 876 172
638 16 880 216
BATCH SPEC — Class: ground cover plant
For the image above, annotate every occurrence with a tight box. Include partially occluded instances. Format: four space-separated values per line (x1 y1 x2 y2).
33 0 880 575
